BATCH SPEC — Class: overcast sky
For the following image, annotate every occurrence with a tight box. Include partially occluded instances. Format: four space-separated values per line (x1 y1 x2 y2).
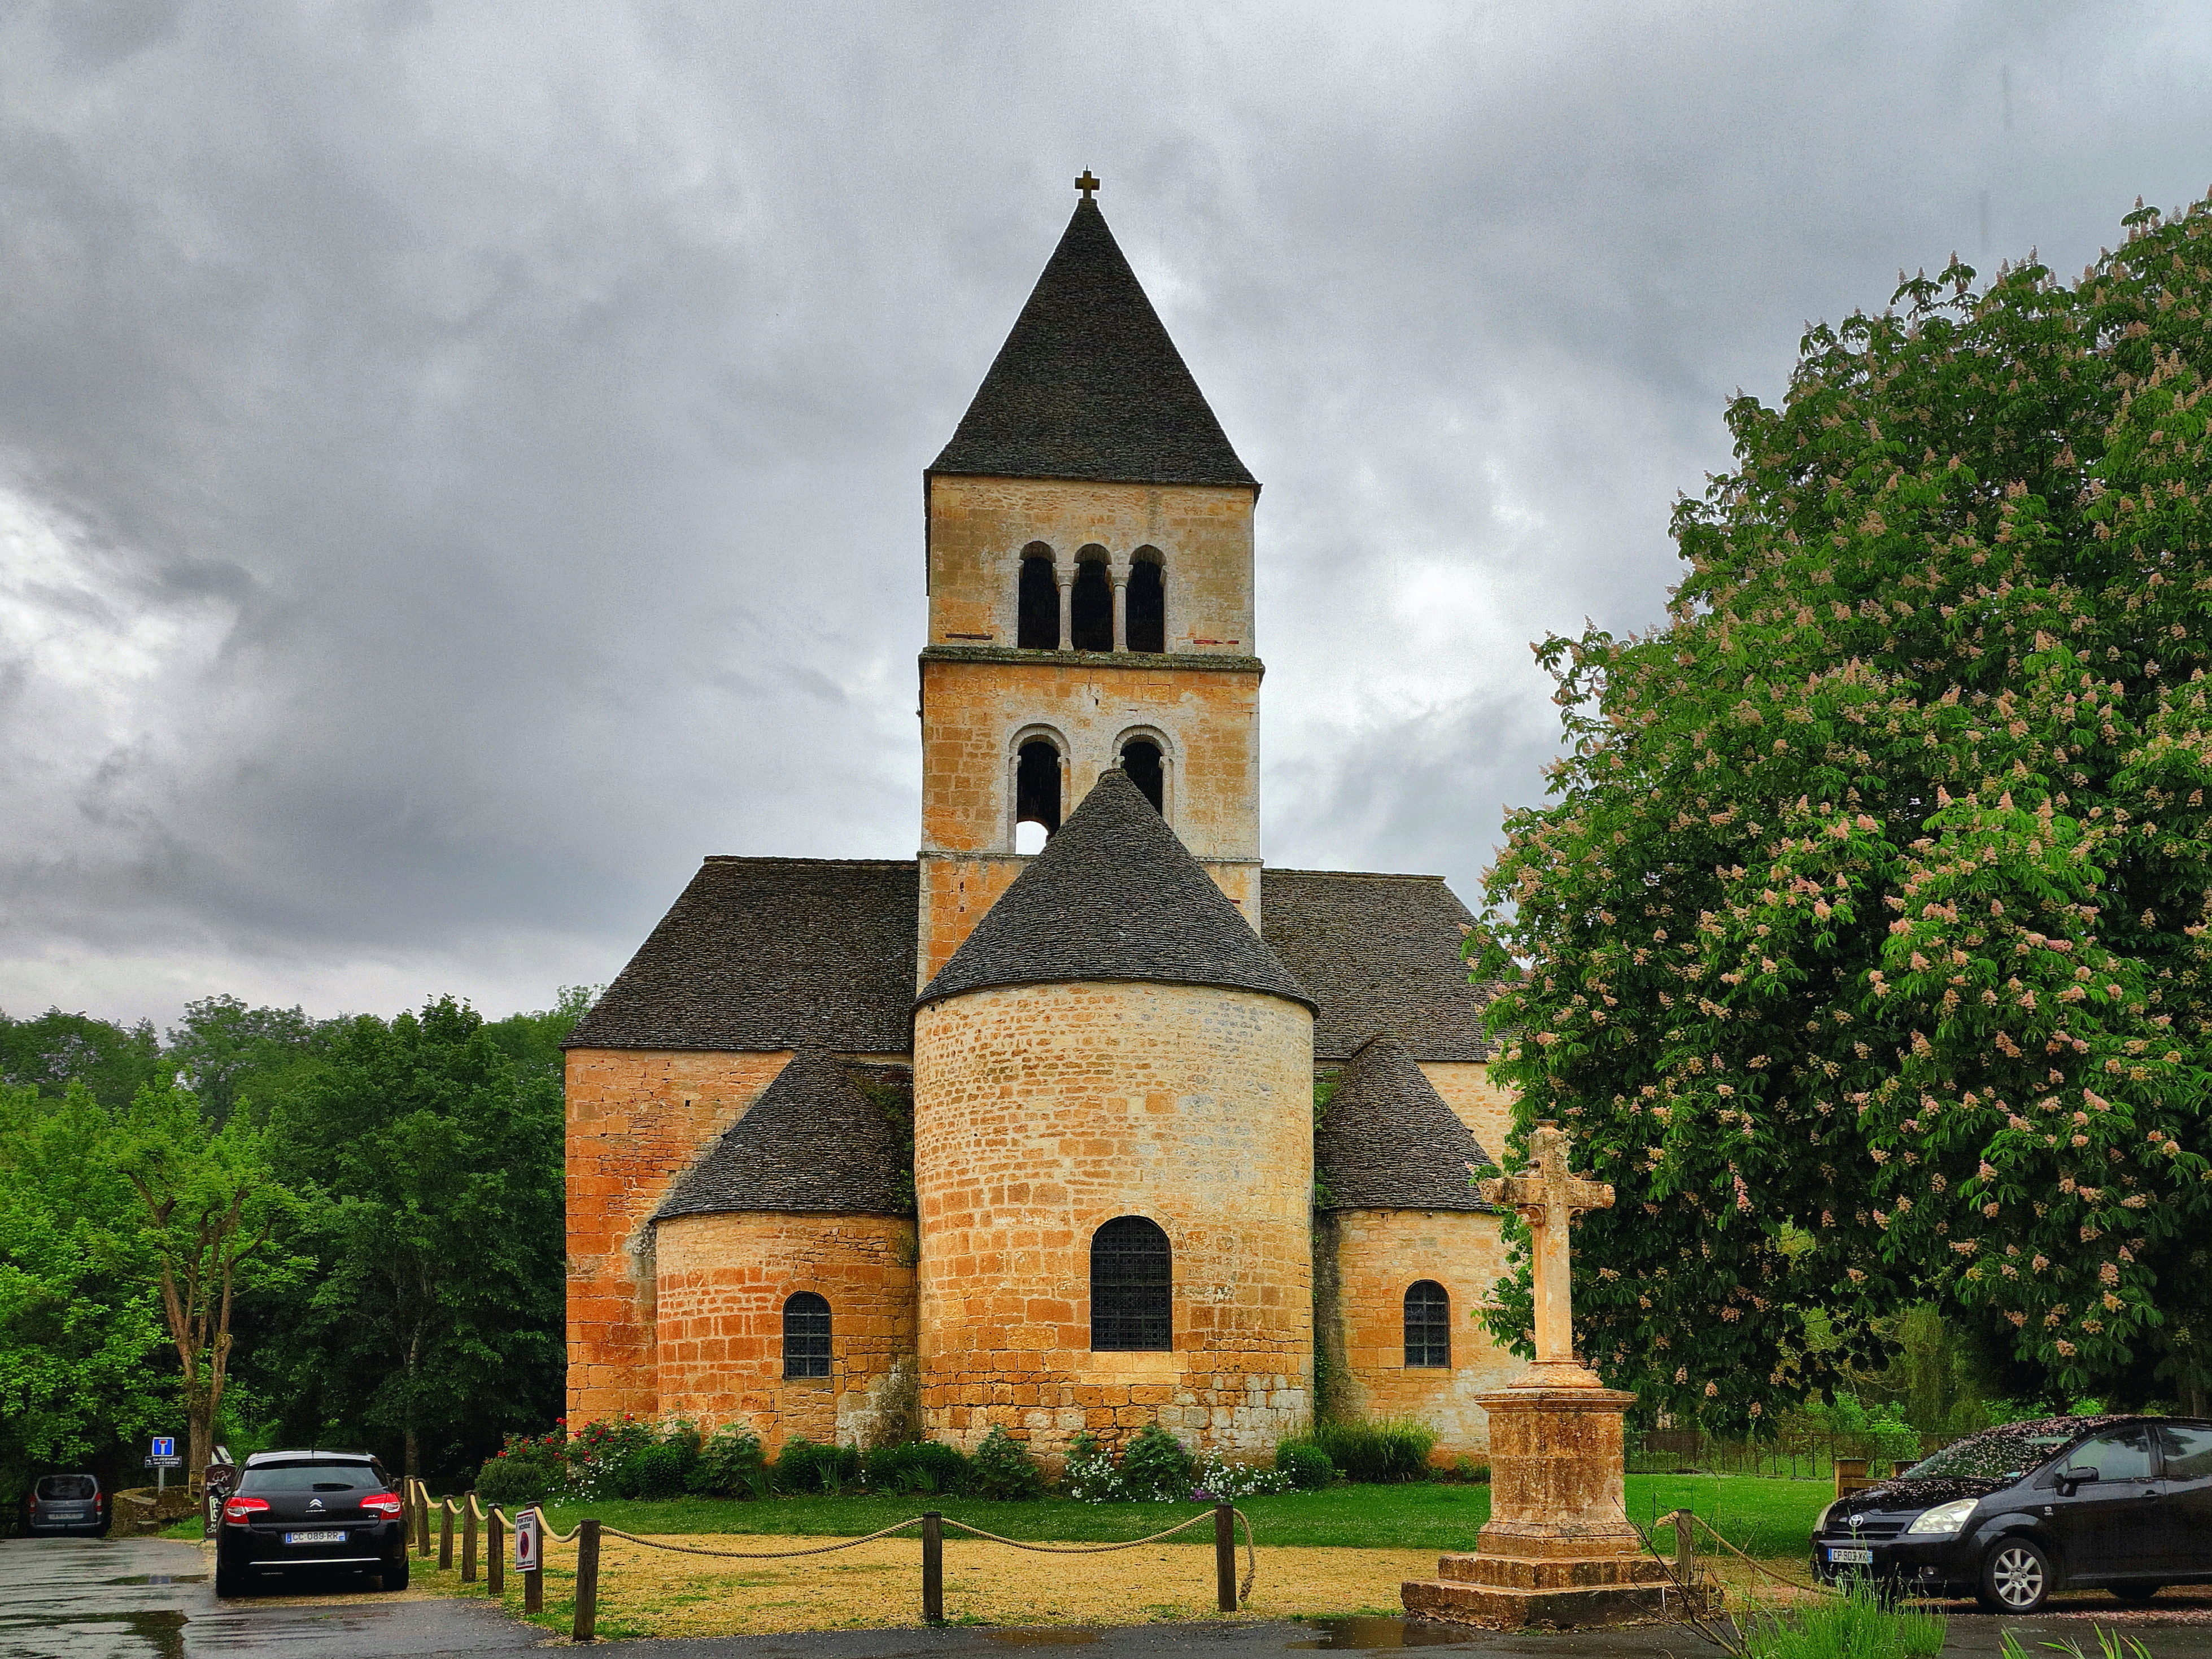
3 1 2209 1031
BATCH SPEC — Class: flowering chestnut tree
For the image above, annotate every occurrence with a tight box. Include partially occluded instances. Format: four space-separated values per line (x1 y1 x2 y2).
1473 194 2212 1425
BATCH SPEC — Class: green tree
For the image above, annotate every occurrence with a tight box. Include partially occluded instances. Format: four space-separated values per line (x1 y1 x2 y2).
0 1009 165 1107
268 997 565 1479
165 995 332 1126
1473 193 2212 1426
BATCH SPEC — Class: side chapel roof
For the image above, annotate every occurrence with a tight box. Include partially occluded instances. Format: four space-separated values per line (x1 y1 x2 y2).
928 198 1259 491
1260 870 1494 1062
918 769 1314 1011
1315 1032 1494 1212
656 1050 910 1220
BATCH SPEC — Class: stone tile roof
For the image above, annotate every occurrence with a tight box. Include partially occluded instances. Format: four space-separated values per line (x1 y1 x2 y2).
566 858 918 1053
1315 1032 1494 1213
928 199 1258 491
656 1051 912 1220
918 769 1314 1011
1261 870 1495 1063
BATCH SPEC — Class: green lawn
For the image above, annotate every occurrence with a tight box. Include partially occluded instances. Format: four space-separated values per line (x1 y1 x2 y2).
490 1473 1829 1557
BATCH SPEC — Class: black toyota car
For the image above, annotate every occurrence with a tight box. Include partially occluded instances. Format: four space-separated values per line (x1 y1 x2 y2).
1810 1415 2212 1611
214 1450 408 1597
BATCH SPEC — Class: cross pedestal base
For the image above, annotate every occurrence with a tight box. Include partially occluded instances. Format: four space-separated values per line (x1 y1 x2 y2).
1402 1368 1712 1629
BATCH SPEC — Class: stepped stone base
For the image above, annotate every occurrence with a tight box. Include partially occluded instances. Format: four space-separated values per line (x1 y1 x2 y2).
1403 1544 1704 1629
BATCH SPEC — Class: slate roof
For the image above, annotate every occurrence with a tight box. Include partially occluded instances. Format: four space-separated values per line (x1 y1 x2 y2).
1315 1032 1494 1212
1261 870 1494 1063
566 858 918 1053
928 198 1258 490
918 769 1314 1011
657 1051 911 1220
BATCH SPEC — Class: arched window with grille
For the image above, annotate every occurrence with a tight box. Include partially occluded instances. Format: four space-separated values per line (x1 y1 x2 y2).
783 1291 831 1378
1090 1216 1171 1351
1127 551 1166 653
1404 1281 1450 1368
1017 544 1059 649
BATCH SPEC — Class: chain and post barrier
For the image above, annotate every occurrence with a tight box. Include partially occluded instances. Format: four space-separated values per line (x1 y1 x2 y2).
438 1497 455 1569
462 1494 479 1584
487 1508 504 1597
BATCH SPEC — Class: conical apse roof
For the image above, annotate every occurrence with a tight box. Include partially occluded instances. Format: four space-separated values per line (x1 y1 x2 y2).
917 769 1312 1011
929 198 1258 490
656 1049 910 1219
1314 1031 1494 1212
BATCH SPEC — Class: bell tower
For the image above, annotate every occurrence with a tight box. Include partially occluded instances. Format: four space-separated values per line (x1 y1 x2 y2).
916 177 1264 986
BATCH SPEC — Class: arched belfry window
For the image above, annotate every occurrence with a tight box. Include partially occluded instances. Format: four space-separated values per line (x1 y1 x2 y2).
1127 551 1165 654
1404 1281 1450 1369
1016 740 1062 842
1070 548 1113 652
1090 1216 1171 1351
784 1291 831 1378
1018 545 1059 650
1120 739 1164 814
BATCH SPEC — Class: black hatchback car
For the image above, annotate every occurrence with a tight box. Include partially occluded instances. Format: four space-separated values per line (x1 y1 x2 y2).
24 1474 108 1535
215 1451 408 1596
1810 1415 2212 1611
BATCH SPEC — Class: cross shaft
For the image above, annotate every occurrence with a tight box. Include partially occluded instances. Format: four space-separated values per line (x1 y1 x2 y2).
1478 1121 1612 1370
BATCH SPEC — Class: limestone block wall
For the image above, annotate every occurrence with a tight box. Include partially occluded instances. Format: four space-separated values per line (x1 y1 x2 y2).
924 475 1256 654
1314 1208 1518 1458
912 980 1314 1463
564 1047 791 1422
655 1211 918 1454
1420 1061 1517 1166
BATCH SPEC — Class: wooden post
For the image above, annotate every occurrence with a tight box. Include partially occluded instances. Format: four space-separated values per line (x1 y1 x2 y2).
573 1518 600 1643
417 1483 432 1556
1674 1509 1695 1577
439 1499 454 1569
1214 1500 1237 1611
523 1508 544 1616
921 1511 944 1623
463 1499 478 1583
487 1510 503 1595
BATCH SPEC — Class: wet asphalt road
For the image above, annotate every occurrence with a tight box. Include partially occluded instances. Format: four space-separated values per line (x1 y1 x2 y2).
11 1535 2212 1658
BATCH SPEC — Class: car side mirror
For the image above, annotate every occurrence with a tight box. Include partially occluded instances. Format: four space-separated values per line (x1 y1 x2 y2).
2057 1465 2098 1494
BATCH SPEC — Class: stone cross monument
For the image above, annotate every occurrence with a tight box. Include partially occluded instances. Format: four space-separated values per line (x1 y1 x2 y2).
1402 1122 1704 1628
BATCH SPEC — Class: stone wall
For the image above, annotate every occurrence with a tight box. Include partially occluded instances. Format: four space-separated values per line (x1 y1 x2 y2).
655 1210 918 1453
564 1047 791 1422
1420 1061 1517 1166
1314 1207 1518 1458
913 979 1314 1463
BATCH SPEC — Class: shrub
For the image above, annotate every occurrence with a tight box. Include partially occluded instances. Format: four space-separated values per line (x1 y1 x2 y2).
1062 1432 1125 1503
863 1439 971 1496
967 1427 1046 1500
1311 1419 1437 1483
566 1415 658 1501
626 1425 700 1500
774 1435 862 1495
476 1430 566 1507
1118 1424 1196 1502
687 1424 768 1498
1192 1450 1292 1498
1274 1438 1336 1491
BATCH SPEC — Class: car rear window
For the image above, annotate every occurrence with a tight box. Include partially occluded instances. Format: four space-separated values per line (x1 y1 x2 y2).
1903 1425 2078 1482
237 1463 378 1494
37 1476 97 1500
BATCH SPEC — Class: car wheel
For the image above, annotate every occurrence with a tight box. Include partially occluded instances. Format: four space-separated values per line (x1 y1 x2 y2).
2110 1583 2161 1604
213 1563 246 1599
379 1556 410 1592
1978 1538 2053 1614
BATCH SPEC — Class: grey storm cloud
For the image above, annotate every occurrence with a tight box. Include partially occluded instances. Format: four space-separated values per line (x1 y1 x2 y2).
2 1 2209 1024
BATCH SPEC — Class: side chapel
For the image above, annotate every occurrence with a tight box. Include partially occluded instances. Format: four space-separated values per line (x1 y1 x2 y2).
565 181 1520 1466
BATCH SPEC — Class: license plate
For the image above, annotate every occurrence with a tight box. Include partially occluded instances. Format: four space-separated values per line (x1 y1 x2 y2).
1828 1547 1874 1565
285 1530 347 1546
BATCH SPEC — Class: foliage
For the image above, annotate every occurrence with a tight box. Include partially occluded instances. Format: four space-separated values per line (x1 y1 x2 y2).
1803 1392 1922 1468
1061 1431 1125 1503
860 1437 966 1495
773 1435 862 1495
1115 1423 1196 1501
965 1427 1045 1500
2002 1629 2154 1659
565 1416 658 1501
1190 1449 1292 1498
163 996 331 1127
626 1425 700 1500
1308 1418 1437 1483
1740 1582 1946 1659
688 1424 769 1499
1275 1437 1337 1490
1472 191 2212 1423
0 1009 165 1108
475 1425 569 1505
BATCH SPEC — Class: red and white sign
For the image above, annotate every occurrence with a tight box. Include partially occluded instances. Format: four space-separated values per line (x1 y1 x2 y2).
514 1509 541 1573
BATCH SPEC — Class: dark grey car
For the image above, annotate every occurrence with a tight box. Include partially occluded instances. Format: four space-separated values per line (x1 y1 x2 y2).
24 1474 108 1536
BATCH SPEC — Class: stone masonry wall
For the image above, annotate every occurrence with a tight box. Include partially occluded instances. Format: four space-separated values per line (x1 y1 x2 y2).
655 1210 918 1454
1420 1061 1517 1166
1314 1207 1519 1458
565 1047 791 1423
913 980 1314 1466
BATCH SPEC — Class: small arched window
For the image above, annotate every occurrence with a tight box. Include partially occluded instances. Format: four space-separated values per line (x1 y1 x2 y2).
1018 545 1059 649
1127 552 1165 653
1015 740 1062 841
1090 1216 1171 1351
1070 549 1113 652
1404 1281 1450 1369
784 1291 831 1378
1120 740 1164 814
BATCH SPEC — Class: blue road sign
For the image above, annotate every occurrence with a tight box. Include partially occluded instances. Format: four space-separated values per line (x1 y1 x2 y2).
151 1437 176 1459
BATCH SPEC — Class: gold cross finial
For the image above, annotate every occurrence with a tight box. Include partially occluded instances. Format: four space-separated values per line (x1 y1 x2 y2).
1076 170 1100 201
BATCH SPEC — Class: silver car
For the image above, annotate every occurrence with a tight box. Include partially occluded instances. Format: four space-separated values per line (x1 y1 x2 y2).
25 1474 108 1536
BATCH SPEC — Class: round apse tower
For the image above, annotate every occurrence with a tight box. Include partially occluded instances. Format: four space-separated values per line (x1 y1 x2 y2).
911 767 1317 1465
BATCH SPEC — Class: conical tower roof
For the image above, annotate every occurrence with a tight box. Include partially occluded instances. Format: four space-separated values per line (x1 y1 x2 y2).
917 769 1312 1010
1315 1031 1494 1212
929 197 1257 490
656 1049 909 1219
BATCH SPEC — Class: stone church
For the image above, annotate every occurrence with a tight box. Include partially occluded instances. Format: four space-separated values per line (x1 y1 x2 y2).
565 185 1519 1468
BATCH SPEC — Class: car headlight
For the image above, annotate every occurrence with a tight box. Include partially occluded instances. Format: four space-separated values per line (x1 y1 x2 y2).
1905 1498 1977 1536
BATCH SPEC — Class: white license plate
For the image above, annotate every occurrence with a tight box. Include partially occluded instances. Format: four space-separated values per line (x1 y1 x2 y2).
1828 1547 1874 1565
285 1530 347 1546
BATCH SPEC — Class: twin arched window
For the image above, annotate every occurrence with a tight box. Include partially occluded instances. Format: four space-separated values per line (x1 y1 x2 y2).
1090 1216 1171 1351
1012 546 1166 653
1404 1281 1450 1369
783 1291 831 1378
